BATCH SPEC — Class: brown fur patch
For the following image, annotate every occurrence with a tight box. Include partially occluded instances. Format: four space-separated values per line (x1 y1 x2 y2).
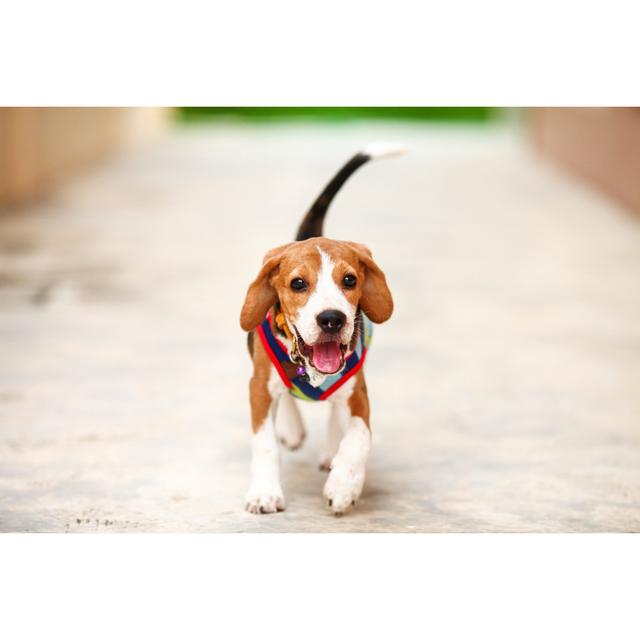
348 370 370 428
246 331 254 357
344 242 393 323
248 335 274 433
240 237 393 332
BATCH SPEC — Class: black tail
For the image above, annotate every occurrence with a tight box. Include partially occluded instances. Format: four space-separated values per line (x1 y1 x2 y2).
295 144 405 241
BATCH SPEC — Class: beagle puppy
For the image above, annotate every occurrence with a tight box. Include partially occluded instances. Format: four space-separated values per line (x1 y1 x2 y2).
240 144 403 515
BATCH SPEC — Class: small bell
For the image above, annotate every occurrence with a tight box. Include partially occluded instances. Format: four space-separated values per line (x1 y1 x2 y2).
295 365 306 377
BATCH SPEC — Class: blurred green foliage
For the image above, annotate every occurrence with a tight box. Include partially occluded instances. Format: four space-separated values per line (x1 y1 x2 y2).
179 107 497 122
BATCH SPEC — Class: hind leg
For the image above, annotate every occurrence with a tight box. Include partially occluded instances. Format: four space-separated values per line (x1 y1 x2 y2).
275 392 306 450
319 402 348 470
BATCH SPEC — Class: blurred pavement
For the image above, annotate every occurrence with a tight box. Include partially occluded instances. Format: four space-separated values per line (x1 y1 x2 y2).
1 120 640 532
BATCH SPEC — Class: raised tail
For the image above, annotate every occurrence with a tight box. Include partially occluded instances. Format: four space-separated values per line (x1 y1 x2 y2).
295 143 406 241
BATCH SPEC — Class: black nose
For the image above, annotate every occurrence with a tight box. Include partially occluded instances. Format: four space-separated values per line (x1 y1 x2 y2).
316 310 346 334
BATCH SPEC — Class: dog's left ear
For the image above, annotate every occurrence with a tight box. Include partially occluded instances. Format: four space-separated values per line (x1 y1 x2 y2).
346 242 394 323
240 244 292 332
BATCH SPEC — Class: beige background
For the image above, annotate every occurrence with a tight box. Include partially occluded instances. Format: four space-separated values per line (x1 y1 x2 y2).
1 118 639 531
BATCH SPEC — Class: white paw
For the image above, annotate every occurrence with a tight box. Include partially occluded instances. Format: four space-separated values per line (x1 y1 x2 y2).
245 483 286 514
323 465 366 515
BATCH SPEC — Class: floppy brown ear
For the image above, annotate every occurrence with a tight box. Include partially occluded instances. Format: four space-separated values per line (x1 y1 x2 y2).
347 242 394 323
240 244 291 331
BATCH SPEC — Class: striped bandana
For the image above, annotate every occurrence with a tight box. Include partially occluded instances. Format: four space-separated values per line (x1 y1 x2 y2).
256 311 373 401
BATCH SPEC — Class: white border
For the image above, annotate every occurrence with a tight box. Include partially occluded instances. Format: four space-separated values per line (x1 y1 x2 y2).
1 1 639 104
1 534 639 639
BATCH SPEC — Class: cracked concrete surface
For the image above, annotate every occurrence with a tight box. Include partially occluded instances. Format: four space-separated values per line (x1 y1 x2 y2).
1 120 640 532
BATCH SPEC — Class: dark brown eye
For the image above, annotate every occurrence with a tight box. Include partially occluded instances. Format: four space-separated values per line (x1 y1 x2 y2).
342 274 357 289
290 278 307 291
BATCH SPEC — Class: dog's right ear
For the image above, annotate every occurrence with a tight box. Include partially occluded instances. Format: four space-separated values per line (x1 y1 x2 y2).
240 244 292 332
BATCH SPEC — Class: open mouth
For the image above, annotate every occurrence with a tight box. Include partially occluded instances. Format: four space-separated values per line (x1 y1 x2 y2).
294 327 348 375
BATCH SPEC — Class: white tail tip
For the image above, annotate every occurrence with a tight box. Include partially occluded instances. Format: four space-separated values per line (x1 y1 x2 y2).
363 142 407 159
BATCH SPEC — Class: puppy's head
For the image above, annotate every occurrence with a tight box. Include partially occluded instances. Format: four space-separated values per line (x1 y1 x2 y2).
240 237 393 375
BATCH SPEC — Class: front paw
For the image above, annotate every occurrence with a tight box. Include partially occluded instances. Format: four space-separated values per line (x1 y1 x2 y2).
323 466 365 515
245 483 286 514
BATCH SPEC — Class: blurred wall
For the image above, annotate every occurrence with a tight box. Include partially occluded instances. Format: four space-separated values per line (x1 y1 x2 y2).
0 108 170 209
531 107 640 215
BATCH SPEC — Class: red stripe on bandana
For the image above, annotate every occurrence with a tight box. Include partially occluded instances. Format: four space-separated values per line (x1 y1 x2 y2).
255 322 293 389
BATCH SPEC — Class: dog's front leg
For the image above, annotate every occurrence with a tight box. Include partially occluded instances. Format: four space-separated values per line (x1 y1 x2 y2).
323 372 371 515
245 375 285 514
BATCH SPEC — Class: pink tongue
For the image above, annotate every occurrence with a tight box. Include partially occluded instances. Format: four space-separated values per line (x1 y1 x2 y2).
312 341 342 373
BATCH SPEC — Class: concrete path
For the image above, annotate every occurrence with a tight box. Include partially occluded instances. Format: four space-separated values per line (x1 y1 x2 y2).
1 120 639 532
